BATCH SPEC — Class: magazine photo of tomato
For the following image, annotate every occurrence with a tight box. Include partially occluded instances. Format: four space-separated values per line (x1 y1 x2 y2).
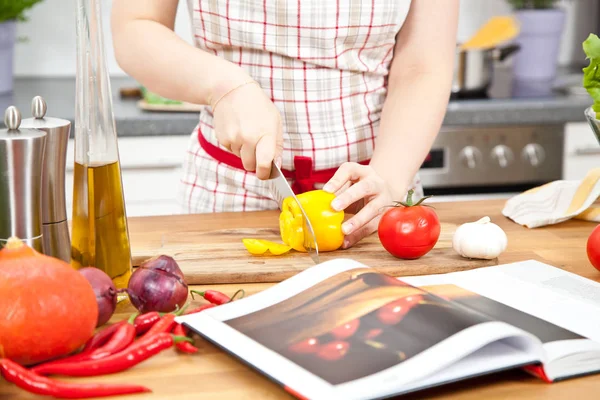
225 269 490 385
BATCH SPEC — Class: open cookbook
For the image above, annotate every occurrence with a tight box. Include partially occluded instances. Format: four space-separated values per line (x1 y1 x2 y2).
176 259 600 400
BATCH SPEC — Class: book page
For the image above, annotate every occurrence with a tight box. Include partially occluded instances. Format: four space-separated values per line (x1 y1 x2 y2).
402 260 600 362
178 258 541 399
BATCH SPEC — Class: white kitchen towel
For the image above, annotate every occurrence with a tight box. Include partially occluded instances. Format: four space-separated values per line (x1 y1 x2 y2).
502 168 600 228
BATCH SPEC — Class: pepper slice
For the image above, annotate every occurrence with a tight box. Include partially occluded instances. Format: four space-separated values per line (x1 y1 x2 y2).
279 190 344 252
242 238 292 255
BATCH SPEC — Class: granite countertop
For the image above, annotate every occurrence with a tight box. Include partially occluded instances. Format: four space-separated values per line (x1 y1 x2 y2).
0 67 593 137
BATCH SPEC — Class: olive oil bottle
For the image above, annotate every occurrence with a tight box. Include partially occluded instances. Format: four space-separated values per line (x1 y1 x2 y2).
73 0 132 300
71 161 132 291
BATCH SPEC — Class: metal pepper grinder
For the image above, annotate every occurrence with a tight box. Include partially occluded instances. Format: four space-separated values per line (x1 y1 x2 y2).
20 96 71 262
0 105 47 252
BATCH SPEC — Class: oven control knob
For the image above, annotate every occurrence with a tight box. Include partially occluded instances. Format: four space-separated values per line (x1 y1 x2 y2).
491 145 514 168
522 143 545 167
459 146 482 169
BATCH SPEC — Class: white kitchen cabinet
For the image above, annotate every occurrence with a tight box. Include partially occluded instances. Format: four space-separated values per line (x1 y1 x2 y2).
64 135 191 217
563 122 600 180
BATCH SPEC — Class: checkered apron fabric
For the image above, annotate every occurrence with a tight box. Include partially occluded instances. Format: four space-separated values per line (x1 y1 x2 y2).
178 0 423 213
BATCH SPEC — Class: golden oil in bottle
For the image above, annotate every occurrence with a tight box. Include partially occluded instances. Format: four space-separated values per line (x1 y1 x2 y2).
71 161 132 301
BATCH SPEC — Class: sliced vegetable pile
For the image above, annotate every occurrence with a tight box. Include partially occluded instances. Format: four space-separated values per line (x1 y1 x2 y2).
239 188 511 261
0 239 245 398
242 189 345 256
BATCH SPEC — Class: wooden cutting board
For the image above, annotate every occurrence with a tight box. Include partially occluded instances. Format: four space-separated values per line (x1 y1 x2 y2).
130 222 497 285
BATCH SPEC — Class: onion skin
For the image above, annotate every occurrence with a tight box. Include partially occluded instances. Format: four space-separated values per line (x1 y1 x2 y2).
78 267 117 327
126 255 188 314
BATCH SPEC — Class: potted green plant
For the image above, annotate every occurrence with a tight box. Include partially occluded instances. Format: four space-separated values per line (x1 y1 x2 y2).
506 0 566 82
0 0 44 94
582 33 600 145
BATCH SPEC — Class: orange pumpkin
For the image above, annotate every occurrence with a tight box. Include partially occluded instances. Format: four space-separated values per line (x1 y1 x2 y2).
0 237 98 365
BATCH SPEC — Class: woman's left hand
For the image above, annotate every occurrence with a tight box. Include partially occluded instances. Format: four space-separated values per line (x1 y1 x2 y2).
323 162 404 249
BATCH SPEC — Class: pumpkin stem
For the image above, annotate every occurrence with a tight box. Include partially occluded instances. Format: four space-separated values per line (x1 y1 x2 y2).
4 237 24 250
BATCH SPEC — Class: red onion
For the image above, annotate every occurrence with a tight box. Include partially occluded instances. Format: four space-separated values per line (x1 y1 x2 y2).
125 255 188 313
78 267 117 327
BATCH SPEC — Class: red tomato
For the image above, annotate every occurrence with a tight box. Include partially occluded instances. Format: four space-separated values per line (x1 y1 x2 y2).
588 224 600 271
316 341 349 361
330 319 360 340
378 190 441 259
376 294 424 325
288 337 320 354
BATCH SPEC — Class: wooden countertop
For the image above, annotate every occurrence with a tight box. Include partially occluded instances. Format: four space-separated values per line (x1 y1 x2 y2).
2 199 599 400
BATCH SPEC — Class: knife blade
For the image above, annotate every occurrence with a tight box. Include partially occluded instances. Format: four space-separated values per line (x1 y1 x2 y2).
267 161 319 264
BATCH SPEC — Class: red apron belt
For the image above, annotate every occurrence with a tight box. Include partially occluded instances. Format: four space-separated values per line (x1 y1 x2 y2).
198 131 369 194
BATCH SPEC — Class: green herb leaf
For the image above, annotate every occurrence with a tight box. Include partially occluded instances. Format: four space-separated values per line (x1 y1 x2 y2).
583 33 600 119
0 0 44 23
140 86 182 106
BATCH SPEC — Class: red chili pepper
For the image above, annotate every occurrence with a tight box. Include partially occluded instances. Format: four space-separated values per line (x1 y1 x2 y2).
32 333 191 377
185 303 216 315
133 311 161 335
32 314 138 375
190 289 244 305
141 314 177 339
79 321 125 354
172 324 198 354
0 358 151 399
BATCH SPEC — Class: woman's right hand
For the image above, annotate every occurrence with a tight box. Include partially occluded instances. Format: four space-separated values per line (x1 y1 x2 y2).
211 78 284 180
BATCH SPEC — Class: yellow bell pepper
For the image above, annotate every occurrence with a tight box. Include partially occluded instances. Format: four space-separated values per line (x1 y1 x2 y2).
242 239 292 255
279 190 344 252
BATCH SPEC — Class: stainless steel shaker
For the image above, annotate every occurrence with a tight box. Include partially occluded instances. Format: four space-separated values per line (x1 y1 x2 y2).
20 96 71 262
0 105 47 252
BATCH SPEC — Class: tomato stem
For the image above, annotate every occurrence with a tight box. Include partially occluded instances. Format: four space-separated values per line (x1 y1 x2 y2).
230 289 246 301
389 190 433 208
405 189 415 206
127 312 139 324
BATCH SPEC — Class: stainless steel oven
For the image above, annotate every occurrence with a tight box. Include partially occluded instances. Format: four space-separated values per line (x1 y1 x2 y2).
419 123 564 201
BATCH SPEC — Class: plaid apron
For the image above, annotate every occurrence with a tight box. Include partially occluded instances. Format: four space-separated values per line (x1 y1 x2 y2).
178 0 423 213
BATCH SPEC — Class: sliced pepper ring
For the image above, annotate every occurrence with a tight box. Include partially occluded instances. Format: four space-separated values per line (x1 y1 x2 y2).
242 239 292 255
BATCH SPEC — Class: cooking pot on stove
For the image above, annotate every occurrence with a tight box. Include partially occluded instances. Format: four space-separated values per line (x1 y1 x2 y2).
452 43 520 97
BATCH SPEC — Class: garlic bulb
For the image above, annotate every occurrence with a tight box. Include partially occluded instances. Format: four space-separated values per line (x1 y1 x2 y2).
452 216 507 260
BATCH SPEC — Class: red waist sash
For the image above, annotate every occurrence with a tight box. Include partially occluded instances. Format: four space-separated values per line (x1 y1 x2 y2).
198 132 369 194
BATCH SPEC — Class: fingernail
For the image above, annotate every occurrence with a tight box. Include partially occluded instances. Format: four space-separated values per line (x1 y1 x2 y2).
342 222 353 234
275 156 282 168
343 240 350 249
331 199 342 211
323 183 333 193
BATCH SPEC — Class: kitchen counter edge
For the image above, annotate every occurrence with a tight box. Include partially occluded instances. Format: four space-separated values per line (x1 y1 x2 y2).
0 76 592 137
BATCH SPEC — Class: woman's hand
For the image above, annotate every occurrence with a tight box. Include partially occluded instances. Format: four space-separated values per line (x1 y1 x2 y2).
323 163 405 249
211 78 284 180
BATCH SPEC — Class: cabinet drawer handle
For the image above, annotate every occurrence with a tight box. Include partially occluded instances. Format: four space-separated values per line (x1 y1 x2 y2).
574 147 600 156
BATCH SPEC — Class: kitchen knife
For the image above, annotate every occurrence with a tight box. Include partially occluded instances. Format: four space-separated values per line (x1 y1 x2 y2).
267 161 319 264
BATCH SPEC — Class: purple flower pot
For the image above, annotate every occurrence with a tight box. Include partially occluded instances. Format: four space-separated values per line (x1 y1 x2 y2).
0 20 16 94
512 9 566 81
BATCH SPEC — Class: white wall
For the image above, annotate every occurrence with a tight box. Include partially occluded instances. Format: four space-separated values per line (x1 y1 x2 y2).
13 0 600 77
457 0 599 66
14 0 194 77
